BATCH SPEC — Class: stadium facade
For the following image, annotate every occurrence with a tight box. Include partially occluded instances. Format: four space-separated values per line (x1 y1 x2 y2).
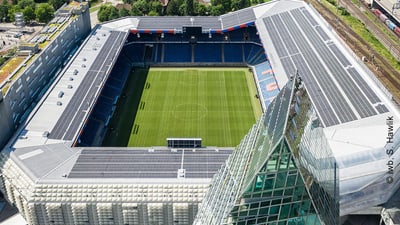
0 0 399 225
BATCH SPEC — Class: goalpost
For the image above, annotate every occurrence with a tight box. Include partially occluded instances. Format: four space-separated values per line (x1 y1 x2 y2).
167 138 202 148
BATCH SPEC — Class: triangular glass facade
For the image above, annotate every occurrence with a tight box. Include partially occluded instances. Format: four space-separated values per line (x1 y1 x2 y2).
195 76 339 225
229 140 322 225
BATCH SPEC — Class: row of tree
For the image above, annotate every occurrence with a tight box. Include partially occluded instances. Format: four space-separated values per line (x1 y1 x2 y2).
0 0 61 24
97 0 268 23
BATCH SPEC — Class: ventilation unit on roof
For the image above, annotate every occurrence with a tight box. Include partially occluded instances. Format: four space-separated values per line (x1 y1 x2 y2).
58 91 64 98
83 58 86 61
73 69 78 75
69 77 74 81
177 169 186 179
42 131 49 137
56 101 62 106
82 64 86 68
67 85 73 89
311 117 320 129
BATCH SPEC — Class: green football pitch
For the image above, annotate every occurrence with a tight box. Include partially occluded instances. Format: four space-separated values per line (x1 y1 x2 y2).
103 67 261 147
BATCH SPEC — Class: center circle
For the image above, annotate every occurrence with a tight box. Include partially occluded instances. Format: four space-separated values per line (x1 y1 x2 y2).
173 103 208 121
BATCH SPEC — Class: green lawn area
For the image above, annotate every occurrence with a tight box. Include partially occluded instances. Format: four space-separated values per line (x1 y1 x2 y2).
123 67 259 147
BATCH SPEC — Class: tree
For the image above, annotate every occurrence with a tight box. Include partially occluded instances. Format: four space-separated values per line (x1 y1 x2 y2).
122 0 133 4
23 6 34 23
49 0 64 11
211 0 231 12
147 10 158 16
185 0 194 16
35 3 54 23
118 7 129 17
0 0 9 22
18 0 35 10
194 2 209 16
231 0 250 10
149 1 162 16
108 6 118 20
97 5 118 22
166 0 180 15
130 4 141 16
97 5 108 22
210 4 224 16
178 2 185 16
8 5 20 22
133 0 148 15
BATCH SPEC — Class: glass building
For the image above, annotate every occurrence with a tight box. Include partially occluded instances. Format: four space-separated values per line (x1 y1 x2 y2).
195 76 339 225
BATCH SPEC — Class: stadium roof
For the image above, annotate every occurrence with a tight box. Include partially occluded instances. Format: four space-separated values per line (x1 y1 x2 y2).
8 144 232 183
4 0 400 185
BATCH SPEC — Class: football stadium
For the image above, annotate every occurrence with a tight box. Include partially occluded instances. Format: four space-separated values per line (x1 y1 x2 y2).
102 67 261 147
0 0 399 224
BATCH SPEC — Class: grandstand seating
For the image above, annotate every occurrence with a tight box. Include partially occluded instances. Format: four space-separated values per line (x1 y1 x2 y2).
224 44 243 63
194 44 222 62
155 44 163 63
79 118 103 146
124 43 144 63
91 96 114 121
162 33 185 42
164 43 192 62
244 44 266 65
196 33 225 42
253 61 280 108
77 56 131 147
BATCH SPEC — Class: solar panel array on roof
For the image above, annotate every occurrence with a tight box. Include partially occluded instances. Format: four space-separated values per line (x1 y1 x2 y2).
315 26 330 41
137 16 221 31
327 43 351 67
49 31 127 140
347 67 381 104
376 104 390 113
263 7 388 127
221 8 256 29
68 149 232 179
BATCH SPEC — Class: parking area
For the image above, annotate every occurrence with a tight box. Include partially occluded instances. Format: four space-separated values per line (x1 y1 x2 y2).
0 23 43 53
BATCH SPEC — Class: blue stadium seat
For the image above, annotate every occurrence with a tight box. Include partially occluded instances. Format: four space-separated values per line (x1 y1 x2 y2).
164 43 192 62
79 119 103 146
124 44 144 62
244 44 266 65
224 44 243 63
194 44 222 62
253 61 280 108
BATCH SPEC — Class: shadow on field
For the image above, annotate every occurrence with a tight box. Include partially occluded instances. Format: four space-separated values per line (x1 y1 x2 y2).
102 67 149 146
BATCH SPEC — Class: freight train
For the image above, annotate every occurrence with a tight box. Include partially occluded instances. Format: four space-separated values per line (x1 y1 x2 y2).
373 9 400 36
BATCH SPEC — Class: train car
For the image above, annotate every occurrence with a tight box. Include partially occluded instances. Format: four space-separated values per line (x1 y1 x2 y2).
380 13 388 22
374 9 382 17
395 26 400 36
386 19 396 30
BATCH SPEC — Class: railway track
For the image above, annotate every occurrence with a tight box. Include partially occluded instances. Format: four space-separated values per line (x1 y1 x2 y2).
305 0 400 104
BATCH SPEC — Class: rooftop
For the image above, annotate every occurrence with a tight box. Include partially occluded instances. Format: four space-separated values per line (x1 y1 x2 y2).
0 2 89 95
4 0 400 190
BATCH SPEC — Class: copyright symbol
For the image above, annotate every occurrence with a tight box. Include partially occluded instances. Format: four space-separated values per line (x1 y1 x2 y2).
386 176 393 184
